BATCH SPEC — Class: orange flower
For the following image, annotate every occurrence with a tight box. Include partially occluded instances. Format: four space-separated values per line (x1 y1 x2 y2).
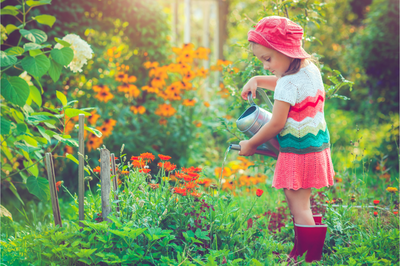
182 70 196 82
142 85 159 94
63 121 75 135
127 75 137 83
63 146 73 155
196 67 208 78
87 110 100 125
159 118 167 126
174 187 187 196
139 169 151 173
121 170 129 175
97 124 113 137
95 90 114 103
194 47 211 60
158 154 171 161
140 152 155 162
182 166 202 173
256 189 264 197
130 105 146 115
143 61 159 69
132 160 146 168
93 166 101 173
115 72 128 82
55 181 63 192
151 77 166 88
155 104 176 117
87 137 103 152
182 99 196 106
197 178 212 187
104 118 117 127
92 85 110 93
204 102 210 107
185 182 197 190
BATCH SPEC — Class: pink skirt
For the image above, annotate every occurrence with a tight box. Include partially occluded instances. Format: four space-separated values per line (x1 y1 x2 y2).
272 148 335 190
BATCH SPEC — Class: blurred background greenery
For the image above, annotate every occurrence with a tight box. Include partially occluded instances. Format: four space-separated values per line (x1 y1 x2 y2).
1 0 398 219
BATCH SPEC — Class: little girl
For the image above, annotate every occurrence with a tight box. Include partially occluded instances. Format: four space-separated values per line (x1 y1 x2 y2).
238 16 334 262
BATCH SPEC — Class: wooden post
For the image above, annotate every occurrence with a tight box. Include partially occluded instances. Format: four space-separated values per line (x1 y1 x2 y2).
110 153 119 213
45 153 62 227
100 148 111 222
184 0 191 44
214 0 220 87
202 1 211 101
78 114 85 227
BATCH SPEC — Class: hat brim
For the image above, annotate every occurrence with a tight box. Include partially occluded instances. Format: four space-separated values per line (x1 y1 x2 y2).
248 31 311 59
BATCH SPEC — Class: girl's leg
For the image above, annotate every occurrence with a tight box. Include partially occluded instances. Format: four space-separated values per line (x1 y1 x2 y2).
284 188 314 225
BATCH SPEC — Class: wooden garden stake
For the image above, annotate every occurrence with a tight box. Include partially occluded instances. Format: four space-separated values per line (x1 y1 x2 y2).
45 153 62 227
78 114 85 227
100 148 111 222
111 153 120 213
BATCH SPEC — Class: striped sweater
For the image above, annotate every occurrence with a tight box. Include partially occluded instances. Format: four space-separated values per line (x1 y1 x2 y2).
273 62 330 154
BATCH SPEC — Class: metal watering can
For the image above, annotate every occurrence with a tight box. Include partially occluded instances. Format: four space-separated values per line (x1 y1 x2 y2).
230 87 280 159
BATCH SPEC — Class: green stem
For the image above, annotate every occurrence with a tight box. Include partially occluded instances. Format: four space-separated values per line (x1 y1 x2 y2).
17 0 26 47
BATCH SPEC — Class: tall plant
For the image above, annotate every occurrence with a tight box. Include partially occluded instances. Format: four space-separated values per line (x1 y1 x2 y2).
1 0 98 206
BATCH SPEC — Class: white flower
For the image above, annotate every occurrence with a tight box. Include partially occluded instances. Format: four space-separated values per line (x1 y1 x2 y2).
54 34 93 73
138 200 144 208
19 71 33 86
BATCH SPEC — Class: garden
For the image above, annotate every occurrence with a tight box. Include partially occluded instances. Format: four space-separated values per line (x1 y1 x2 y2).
1 0 399 265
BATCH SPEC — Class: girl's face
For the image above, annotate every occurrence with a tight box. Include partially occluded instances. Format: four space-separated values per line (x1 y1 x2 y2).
252 43 293 78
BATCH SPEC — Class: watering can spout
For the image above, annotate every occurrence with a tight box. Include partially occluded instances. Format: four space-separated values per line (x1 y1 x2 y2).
229 144 278 159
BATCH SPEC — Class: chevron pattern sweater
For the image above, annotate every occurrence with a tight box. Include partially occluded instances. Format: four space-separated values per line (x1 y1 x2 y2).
273 62 330 154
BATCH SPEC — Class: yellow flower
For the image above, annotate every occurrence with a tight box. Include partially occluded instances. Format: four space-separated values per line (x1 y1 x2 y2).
155 104 176 117
182 99 196 106
204 102 210 107
142 85 159 94
386 187 398 193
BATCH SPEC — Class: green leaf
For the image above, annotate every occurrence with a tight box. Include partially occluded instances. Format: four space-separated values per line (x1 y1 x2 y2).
34 14 56 27
1 76 30 107
26 0 52 7
50 47 73 66
15 142 41 153
29 49 43 57
19 29 47 44
26 115 55 124
29 85 42 107
21 54 50 77
5 24 18 35
75 248 97 258
66 154 90 174
37 125 50 142
48 59 62 83
1 118 11 135
23 42 51 51
1 6 19 16
26 176 50 201
23 159 39 177
54 37 71 47
53 134 78 147
5 46 24 56
0 205 13 221
8 182 24 205
65 108 91 119
0 51 17 67
56 91 67 106
75 125 102 138
16 123 27 134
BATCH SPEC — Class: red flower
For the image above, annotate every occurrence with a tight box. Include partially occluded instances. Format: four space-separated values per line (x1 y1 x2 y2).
256 189 264 197
140 152 155 162
373 211 378 217
183 176 193 182
394 211 398 215
158 161 177 172
130 156 140 161
93 166 101 173
187 172 200 179
55 181 63 192
373 200 380 205
247 218 253 229
174 187 187 196
139 169 151 173
158 154 171 161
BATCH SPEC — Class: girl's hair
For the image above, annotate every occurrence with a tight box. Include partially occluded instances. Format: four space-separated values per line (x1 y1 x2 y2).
249 41 320 77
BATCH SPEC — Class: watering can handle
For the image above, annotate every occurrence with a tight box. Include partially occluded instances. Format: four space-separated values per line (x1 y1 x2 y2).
247 87 274 112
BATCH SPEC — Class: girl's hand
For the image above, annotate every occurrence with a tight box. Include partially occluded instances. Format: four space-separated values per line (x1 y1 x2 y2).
241 77 258 100
238 140 257 156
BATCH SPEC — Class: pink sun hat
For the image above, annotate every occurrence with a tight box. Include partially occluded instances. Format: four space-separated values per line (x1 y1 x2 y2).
248 16 311 59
